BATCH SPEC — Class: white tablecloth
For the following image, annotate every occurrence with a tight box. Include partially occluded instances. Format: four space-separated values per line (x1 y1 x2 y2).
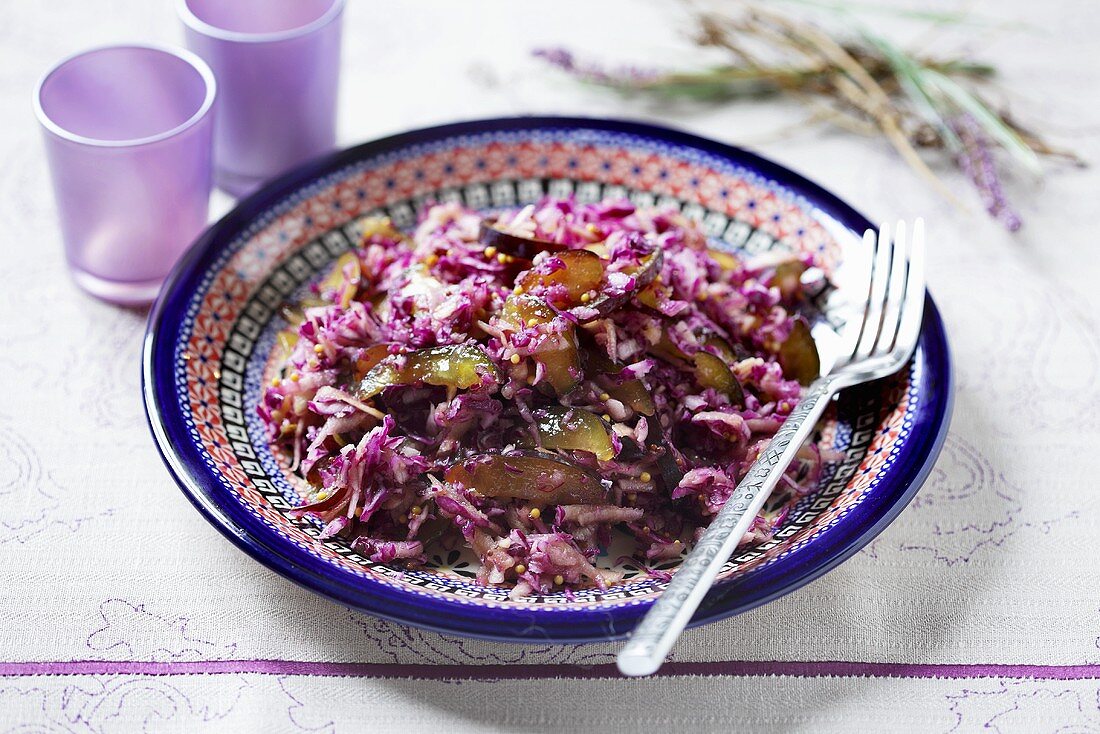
2 0 1099 731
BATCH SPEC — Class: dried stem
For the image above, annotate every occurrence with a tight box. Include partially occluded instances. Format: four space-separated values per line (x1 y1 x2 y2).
748 6 966 205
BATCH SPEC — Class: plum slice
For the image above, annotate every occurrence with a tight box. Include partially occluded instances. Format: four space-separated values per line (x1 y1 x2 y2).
777 318 821 386
356 344 499 400
445 450 608 505
532 406 616 461
692 351 746 406
479 222 567 260
520 249 605 307
772 260 807 302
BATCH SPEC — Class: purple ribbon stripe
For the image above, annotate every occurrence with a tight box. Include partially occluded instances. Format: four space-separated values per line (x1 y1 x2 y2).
0 660 1098 681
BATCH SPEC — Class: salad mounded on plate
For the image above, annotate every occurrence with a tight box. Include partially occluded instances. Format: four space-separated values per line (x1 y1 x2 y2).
259 197 824 598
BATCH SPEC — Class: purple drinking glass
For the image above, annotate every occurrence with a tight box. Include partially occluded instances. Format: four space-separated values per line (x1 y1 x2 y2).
178 0 345 197
34 45 216 306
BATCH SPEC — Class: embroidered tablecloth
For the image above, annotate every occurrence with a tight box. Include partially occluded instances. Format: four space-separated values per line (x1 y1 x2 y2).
2 0 1098 731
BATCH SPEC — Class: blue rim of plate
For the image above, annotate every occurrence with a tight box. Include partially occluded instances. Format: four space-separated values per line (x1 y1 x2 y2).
143 116 953 643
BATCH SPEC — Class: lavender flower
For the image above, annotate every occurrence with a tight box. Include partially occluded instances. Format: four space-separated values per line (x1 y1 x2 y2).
951 115 1022 231
533 47 662 87
533 47 577 73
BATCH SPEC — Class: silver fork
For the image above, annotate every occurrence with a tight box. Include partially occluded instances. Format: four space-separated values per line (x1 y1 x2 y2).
617 219 926 677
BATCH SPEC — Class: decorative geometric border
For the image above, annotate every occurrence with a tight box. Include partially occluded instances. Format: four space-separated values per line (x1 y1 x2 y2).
169 126 919 611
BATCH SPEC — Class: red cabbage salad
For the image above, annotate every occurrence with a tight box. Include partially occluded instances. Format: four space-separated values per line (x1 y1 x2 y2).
259 198 825 598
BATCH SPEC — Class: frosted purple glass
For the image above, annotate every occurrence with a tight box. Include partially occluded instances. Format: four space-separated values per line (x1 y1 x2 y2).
179 0 345 197
34 45 216 306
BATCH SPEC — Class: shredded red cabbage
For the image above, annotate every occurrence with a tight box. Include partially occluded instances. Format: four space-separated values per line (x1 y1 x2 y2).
260 198 824 597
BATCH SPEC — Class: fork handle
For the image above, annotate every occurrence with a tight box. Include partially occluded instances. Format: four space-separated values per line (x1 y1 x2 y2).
617 376 837 677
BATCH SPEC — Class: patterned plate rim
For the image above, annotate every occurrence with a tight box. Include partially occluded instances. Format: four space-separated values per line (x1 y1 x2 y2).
142 115 953 643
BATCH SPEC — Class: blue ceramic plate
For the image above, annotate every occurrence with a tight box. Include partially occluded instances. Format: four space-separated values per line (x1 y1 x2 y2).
143 116 952 643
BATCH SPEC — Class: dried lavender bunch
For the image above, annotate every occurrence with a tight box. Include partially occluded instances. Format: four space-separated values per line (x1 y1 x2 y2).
534 4 1083 230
